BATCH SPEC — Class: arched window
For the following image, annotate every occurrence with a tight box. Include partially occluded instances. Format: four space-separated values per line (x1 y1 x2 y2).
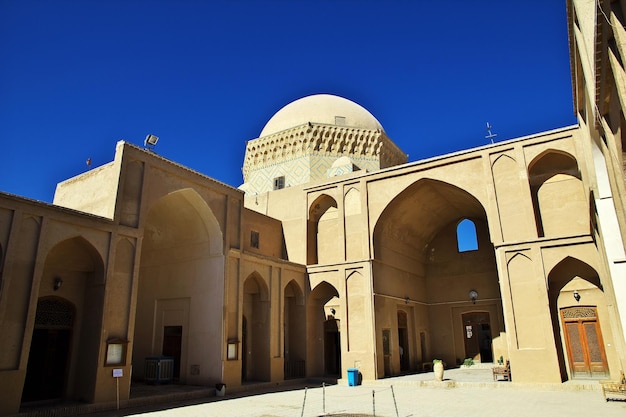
457 219 478 252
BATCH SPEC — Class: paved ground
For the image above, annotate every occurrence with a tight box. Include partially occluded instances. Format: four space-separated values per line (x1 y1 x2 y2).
80 366 626 417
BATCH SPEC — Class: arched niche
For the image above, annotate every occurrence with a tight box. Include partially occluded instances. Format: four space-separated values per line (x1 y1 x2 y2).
307 281 341 377
242 272 270 382
283 280 305 379
134 188 224 385
528 150 588 237
307 194 339 265
547 256 610 381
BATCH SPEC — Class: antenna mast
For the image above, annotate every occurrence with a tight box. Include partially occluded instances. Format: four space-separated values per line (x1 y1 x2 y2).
485 122 497 144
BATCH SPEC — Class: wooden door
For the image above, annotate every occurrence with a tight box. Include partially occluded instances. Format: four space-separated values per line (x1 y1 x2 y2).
561 307 609 378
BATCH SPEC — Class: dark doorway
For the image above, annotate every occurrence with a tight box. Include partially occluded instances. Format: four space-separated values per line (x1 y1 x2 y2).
462 312 493 362
397 311 409 372
561 307 609 378
242 316 248 382
382 329 391 377
22 298 74 403
162 326 182 380
324 319 341 375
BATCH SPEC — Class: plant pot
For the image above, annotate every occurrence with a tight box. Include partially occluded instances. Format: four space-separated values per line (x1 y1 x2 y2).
433 362 444 381
215 383 226 397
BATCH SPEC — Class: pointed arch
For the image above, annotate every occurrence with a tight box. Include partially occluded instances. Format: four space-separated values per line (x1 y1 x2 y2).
492 152 531 241
307 194 339 264
24 236 105 404
307 281 341 377
242 272 270 382
134 188 224 385
284 280 305 379
528 150 588 237
547 257 609 380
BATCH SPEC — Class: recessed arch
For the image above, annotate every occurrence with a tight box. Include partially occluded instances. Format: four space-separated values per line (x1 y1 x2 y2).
134 188 224 385
284 280 305 379
307 194 339 264
373 179 488 260
23 236 105 404
242 272 271 382
372 178 501 370
547 256 609 381
527 150 587 237
307 281 341 377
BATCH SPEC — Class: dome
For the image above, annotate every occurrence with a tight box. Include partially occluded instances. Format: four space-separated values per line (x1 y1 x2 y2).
260 94 384 137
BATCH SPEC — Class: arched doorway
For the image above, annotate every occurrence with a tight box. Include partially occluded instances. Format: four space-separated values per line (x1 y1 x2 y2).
548 256 610 380
22 236 105 404
324 318 341 375
22 298 74 403
307 281 341 377
242 273 270 382
284 280 305 379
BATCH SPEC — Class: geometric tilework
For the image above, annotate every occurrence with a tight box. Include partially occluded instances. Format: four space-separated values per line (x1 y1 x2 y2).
241 122 407 196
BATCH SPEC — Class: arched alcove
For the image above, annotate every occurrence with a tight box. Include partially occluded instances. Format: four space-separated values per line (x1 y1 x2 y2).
373 179 501 368
134 188 224 385
307 281 341 377
307 194 339 264
242 272 270 382
547 256 609 381
284 280 305 379
528 150 587 237
23 236 104 404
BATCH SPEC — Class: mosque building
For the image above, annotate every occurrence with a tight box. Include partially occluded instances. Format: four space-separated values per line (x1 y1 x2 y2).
0 1 625 415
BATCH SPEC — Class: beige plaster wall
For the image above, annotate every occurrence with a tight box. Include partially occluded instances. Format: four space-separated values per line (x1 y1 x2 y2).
54 161 120 219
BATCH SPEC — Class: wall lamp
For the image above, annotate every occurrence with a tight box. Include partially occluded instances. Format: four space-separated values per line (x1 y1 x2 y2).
573 290 581 302
469 290 478 304
54 277 63 291
330 307 336 316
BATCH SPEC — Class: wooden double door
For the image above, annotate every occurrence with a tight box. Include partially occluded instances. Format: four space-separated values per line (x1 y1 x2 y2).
561 307 608 378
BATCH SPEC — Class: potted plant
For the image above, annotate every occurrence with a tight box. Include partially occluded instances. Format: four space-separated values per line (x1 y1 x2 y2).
433 359 444 381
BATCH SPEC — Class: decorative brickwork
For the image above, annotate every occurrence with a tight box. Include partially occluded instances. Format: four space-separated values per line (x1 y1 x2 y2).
241 122 406 194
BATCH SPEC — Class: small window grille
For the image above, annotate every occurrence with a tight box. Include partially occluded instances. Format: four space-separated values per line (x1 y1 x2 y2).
273 176 285 190
251 230 260 249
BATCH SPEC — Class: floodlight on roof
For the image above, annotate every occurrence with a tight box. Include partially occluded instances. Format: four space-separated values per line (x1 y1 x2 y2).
144 134 159 150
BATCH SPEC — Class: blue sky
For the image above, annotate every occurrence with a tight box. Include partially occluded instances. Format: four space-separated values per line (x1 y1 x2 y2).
1 1 576 203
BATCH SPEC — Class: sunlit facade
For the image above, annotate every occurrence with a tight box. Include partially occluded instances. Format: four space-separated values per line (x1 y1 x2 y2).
0 1 624 415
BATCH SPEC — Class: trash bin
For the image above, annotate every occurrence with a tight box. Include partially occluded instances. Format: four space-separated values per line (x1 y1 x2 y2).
215 383 226 397
347 368 359 386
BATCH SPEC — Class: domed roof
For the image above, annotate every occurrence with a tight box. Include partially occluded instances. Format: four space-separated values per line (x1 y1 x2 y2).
260 94 384 137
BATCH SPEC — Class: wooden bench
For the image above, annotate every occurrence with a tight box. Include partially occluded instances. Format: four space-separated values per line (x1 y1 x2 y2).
601 372 626 401
492 360 511 381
